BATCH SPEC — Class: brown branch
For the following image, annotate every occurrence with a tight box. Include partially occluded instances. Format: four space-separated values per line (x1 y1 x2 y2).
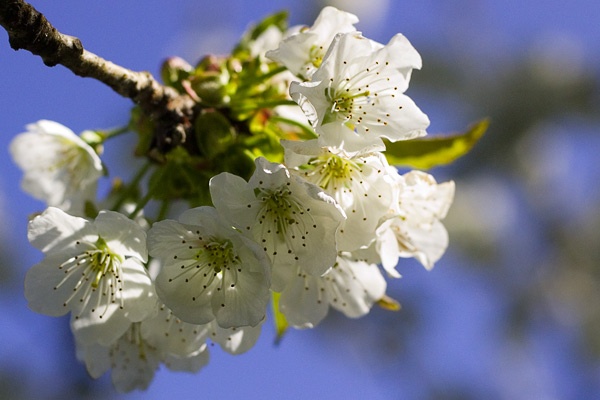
0 0 194 153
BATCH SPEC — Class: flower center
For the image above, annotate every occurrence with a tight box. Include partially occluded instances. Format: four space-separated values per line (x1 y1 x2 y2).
308 44 324 69
197 239 237 274
256 186 307 241
302 152 359 192
55 237 124 317
324 85 370 125
167 236 240 290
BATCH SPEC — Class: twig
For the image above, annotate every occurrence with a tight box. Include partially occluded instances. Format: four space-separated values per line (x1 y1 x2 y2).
0 0 195 152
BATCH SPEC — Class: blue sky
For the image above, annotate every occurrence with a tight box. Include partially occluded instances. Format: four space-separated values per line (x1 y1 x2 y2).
1 1 600 399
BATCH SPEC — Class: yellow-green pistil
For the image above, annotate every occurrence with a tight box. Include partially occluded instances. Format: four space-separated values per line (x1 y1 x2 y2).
56 236 124 315
309 44 325 69
250 184 315 259
256 186 308 242
169 237 240 290
302 152 360 192
197 239 237 274
323 85 371 125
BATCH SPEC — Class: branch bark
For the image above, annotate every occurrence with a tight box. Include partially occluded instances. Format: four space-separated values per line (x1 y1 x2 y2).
0 0 194 153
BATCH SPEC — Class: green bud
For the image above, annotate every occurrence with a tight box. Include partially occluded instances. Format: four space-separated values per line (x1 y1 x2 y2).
190 74 229 106
148 147 212 206
191 55 231 106
212 146 256 181
195 110 236 158
79 130 105 155
160 57 193 91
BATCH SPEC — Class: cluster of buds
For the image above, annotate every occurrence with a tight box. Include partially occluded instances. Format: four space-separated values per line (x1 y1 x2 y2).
11 7 456 392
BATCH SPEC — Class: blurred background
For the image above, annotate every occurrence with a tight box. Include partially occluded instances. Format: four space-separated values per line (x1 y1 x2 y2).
1 0 600 399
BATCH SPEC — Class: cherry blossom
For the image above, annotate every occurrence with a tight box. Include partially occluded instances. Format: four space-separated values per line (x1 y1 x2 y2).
266 6 358 79
147 206 271 328
290 32 429 143
10 120 103 215
24 207 157 345
210 157 345 291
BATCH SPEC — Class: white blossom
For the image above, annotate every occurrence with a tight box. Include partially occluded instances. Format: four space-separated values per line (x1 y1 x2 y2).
76 300 262 392
375 171 455 277
266 6 358 80
248 25 284 58
10 120 103 215
279 254 386 328
290 32 429 143
76 322 210 393
147 206 271 328
142 304 262 356
283 137 395 251
76 323 161 392
24 207 157 345
210 157 345 291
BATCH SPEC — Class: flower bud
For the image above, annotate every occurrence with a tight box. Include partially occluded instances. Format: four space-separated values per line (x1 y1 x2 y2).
194 109 236 158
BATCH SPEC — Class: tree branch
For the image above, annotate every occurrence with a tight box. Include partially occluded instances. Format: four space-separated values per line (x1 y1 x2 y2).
0 0 194 153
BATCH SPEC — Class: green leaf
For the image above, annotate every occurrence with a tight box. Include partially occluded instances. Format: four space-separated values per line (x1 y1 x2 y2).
384 119 489 169
271 292 288 345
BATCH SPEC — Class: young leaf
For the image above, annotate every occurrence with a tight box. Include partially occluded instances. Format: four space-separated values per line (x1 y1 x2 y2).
271 291 289 345
377 294 402 311
384 119 489 169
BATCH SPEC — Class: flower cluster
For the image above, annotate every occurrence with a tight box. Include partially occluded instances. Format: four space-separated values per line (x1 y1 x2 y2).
11 7 457 392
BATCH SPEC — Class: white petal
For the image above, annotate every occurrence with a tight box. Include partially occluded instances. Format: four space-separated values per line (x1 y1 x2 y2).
75 340 111 379
71 302 132 346
279 268 329 328
95 211 148 262
119 258 158 322
325 257 386 318
398 220 449 270
154 258 216 325
209 172 259 233
27 207 92 255
267 31 321 78
69 261 156 346
266 6 358 79
208 321 262 355
316 123 386 154
109 331 160 392
24 253 81 316
374 225 402 278
401 172 455 219
141 304 210 358
213 236 270 328
290 79 329 128
378 171 455 271
164 348 210 373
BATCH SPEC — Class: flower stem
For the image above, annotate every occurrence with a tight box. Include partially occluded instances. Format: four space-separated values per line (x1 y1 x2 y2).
100 126 130 141
156 200 170 222
112 161 152 212
127 164 167 219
